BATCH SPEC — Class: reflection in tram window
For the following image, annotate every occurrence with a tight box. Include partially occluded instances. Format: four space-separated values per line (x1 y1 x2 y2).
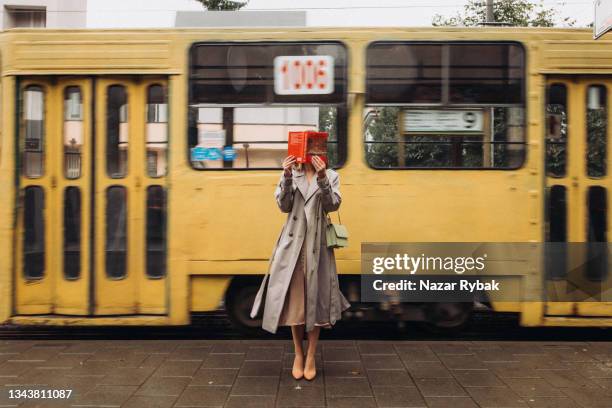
64 187 81 280
106 186 127 279
64 87 83 179
146 85 168 177
106 85 128 178
24 186 45 279
546 84 567 177
146 186 166 278
587 186 608 281
587 85 608 178
22 86 45 178
364 42 526 169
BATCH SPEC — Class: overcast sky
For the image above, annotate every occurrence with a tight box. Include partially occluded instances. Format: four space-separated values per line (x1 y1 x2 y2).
87 0 594 28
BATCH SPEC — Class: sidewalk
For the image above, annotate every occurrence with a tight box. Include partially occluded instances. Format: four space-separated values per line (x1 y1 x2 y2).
1 339 611 407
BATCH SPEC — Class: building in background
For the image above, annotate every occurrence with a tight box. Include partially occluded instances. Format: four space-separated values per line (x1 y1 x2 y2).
0 0 86 29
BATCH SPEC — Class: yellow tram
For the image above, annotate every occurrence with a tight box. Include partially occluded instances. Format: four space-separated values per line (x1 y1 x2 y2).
0 26 610 330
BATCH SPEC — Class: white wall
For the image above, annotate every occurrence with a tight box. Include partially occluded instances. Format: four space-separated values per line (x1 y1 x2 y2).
0 0 86 29
86 0 201 28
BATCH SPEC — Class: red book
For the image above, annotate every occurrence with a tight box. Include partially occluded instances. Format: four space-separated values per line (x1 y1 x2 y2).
288 131 328 164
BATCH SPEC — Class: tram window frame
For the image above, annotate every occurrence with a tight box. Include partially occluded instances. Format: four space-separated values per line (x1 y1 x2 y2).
364 41 527 170
187 41 348 171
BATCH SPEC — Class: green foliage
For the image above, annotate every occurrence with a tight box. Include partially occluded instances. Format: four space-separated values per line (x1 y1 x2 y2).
196 0 248 11
432 0 575 27
318 107 340 166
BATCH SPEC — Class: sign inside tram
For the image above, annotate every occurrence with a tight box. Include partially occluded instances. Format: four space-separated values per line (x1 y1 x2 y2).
401 109 485 134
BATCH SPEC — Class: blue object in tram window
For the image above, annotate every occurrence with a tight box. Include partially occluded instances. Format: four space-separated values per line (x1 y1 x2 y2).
191 146 207 161
205 148 222 161
222 146 237 161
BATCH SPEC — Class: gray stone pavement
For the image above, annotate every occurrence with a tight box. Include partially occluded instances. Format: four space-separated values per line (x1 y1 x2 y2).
1 339 612 407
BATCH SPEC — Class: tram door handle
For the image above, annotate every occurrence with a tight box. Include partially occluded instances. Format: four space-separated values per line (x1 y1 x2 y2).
572 177 579 188
51 175 57 189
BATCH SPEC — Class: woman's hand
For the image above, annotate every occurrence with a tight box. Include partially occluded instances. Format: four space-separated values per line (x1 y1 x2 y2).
311 155 327 179
283 155 296 177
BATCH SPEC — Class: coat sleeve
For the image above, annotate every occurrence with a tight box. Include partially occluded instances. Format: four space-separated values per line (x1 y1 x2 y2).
317 171 341 212
275 172 294 213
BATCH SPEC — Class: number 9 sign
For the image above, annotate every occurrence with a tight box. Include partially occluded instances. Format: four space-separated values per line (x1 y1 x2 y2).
274 55 334 95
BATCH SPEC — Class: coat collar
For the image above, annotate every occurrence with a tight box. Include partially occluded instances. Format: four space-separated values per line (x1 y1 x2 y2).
292 168 320 204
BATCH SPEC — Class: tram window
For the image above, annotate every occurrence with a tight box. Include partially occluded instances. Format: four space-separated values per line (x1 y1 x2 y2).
64 187 81 280
546 84 568 177
364 42 525 169
146 186 166 279
545 185 567 280
22 85 45 178
188 42 347 170
106 85 128 178
64 87 83 179
586 85 607 178
24 186 45 279
106 186 127 279
587 186 607 281
146 84 168 177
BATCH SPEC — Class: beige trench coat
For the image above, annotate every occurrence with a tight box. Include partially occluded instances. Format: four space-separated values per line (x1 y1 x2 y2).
250 167 350 334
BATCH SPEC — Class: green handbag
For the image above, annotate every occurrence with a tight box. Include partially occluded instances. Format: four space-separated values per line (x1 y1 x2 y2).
325 212 349 249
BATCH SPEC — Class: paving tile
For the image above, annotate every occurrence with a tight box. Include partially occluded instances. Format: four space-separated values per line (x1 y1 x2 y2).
503 378 566 397
367 369 414 387
487 363 542 379
429 344 474 356
525 396 581 408
425 396 479 408
167 347 211 361
239 361 281 377
153 360 201 377
139 354 168 369
566 362 612 378
326 396 377 408
560 385 612 408
202 354 244 369
439 355 487 370
135 376 191 396
475 349 520 363
322 347 360 362
515 355 564 369
36 353 90 368
452 369 506 387
321 341 356 349
122 395 178 408
210 343 248 354
8 347 65 362
395 346 439 363
191 368 238 386
544 346 596 363
466 386 529 408
245 347 283 361
325 377 372 397
71 384 137 407
175 385 230 407
323 361 365 377
0 361 37 377
415 378 467 397
372 386 426 408
276 384 325 407
404 362 453 379
97 366 156 386
133 343 177 354
225 395 276 408
361 355 404 370
230 376 279 396
358 342 396 355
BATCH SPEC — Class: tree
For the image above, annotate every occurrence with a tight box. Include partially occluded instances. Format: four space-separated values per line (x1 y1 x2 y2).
196 0 248 11
432 0 575 27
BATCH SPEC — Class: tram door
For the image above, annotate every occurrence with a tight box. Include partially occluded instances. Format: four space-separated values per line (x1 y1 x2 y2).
545 77 612 317
15 77 168 316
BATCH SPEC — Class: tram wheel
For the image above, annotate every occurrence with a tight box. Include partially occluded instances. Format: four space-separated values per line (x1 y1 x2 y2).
421 302 473 334
225 282 266 336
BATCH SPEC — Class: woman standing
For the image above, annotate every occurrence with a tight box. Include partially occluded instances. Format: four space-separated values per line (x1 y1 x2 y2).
250 154 350 380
